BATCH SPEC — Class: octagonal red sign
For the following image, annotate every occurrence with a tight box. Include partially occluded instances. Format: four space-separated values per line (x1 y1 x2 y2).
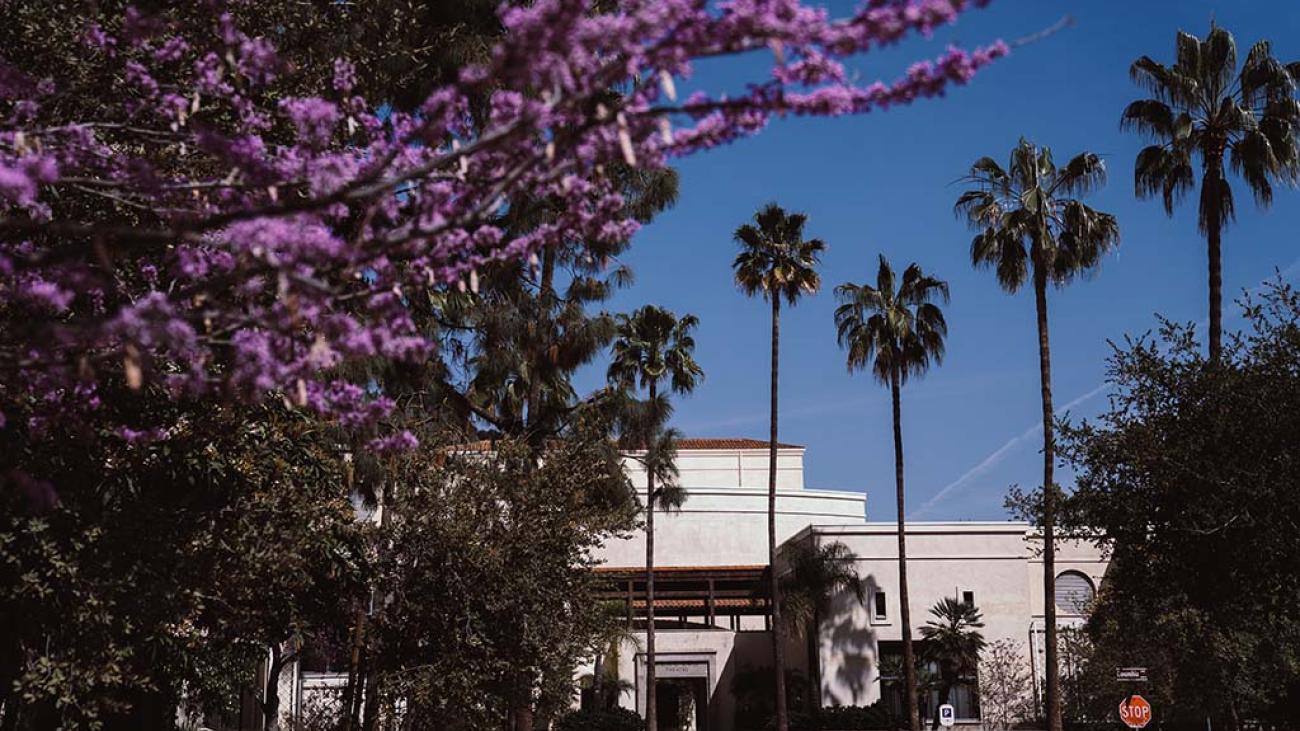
1119 695 1153 729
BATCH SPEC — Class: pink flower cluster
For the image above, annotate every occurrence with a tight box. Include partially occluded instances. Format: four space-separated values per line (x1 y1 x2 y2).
0 0 1004 450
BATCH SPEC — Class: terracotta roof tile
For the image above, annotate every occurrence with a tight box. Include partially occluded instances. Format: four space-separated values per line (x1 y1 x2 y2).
675 438 801 450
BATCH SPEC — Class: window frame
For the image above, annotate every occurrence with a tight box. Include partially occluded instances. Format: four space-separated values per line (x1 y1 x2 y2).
870 589 890 625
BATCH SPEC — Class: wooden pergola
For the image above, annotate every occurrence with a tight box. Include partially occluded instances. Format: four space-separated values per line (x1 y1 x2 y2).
593 565 771 630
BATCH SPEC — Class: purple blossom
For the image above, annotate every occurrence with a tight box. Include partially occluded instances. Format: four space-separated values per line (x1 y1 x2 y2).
333 59 357 93
280 97 340 147
0 0 1006 460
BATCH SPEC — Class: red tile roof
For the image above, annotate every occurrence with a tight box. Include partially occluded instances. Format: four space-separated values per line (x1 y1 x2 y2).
675 438 801 450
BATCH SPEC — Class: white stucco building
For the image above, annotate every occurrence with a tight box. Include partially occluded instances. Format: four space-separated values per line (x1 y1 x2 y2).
590 439 1106 731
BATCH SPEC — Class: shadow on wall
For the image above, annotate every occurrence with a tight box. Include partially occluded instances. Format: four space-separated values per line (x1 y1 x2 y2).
825 574 880 707
717 631 777 730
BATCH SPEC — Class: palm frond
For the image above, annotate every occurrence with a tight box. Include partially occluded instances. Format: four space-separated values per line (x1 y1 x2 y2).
1120 99 1176 139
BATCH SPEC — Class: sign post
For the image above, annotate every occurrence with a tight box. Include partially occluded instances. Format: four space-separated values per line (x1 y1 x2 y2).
938 704 955 728
1119 695 1153 729
1116 667 1149 683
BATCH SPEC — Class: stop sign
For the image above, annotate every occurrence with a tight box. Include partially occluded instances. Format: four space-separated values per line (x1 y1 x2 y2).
1119 695 1153 729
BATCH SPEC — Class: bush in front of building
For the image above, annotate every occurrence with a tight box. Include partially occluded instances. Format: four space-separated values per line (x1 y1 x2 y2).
554 707 645 731
788 702 903 730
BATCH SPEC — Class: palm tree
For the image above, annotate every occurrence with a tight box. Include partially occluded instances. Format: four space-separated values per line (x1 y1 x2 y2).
920 598 987 730
1122 25 1300 361
587 602 644 710
833 255 949 731
732 203 825 731
608 305 703 731
955 139 1119 731
779 539 867 714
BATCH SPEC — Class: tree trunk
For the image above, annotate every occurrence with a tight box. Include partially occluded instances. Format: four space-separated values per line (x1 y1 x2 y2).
892 371 921 731
1033 264 1063 731
645 379 659 731
768 295 790 731
341 606 367 731
931 683 952 731
806 608 820 714
263 643 285 731
591 648 605 710
1205 160 1225 363
525 246 559 440
361 662 381 731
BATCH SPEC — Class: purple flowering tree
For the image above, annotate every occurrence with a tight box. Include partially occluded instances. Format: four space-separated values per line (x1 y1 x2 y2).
0 0 1005 459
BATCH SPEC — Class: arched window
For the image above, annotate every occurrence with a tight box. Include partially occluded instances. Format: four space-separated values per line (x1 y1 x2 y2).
1055 571 1095 614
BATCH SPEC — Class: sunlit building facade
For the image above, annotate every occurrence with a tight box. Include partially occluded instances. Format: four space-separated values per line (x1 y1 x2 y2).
591 439 1106 731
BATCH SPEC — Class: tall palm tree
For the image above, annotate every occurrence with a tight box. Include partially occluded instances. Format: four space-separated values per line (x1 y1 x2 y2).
608 305 703 731
779 539 868 714
955 139 1119 731
833 255 949 731
920 598 986 730
732 203 826 731
1121 25 1300 361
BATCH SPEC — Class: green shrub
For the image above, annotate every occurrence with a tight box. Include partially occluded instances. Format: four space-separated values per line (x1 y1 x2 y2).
790 702 901 730
554 707 645 731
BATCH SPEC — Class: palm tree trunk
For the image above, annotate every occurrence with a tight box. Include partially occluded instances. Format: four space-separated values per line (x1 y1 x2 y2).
591 649 605 710
1033 265 1064 731
892 371 921 731
1205 162 1225 363
646 379 659 731
525 246 559 440
768 296 790 731
931 683 953 731
807 608 820 714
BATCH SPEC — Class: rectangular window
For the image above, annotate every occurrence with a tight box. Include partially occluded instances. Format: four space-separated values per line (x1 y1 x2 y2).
871 590 888 622
962 590 975 606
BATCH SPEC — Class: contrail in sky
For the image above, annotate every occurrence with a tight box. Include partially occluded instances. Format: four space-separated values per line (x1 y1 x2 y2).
909 382 1110 518
912 256 1300 519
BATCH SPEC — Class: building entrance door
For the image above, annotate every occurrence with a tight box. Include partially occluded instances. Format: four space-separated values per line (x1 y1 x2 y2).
636 653 716 731
657 677 708 731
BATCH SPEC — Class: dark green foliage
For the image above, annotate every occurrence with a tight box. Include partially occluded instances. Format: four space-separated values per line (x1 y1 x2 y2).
0 396 366 730
1060 282 1300 728
555 706 646 731
366 416 639 730
731 665 812 731
791 703 901 730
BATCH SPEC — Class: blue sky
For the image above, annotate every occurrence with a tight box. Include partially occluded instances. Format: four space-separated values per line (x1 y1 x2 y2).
575 0 1300 521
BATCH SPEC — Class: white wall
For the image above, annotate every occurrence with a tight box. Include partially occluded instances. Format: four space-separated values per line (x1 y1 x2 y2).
621 447 807 491
802 523 1107 709
596 487 866 567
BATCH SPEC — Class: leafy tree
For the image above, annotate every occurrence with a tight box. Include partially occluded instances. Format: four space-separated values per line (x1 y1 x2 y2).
955 139 1119 731
1060 282 1300 730
366 417 639 731
732 203 827 731
977 639 1034 731
833 255 949 731
779 540 867 714
919 598 986 730
556 706 646 731
608 305 703 731
0 398 365 731
1121 25 1300 360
